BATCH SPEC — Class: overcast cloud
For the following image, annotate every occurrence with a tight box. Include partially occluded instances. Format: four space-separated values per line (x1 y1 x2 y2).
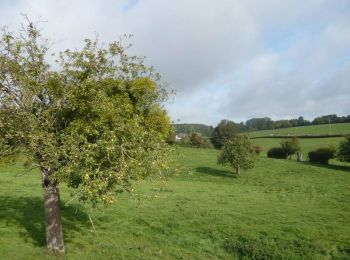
1 0 349 125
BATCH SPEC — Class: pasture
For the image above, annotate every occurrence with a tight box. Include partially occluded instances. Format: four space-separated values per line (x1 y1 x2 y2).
0 136 350 259
248 122 350 138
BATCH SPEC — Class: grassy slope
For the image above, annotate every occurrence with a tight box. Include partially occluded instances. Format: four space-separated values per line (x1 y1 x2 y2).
252 137 345 157
248 122 350 138
248 123 350 158
1 147 350 259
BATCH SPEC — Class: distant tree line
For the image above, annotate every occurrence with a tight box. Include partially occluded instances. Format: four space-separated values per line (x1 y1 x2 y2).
173 114 350 137
243 114 350 131
173 124 213 136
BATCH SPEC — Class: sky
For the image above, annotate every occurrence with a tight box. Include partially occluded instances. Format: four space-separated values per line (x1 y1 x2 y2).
0 0 349 125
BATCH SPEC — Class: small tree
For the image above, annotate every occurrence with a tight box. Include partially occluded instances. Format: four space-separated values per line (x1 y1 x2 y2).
0 20 171 252
280 137 300 159
217 135 255 175
338 135 350 162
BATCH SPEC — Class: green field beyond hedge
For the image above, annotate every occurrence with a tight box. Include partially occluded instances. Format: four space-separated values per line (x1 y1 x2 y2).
248 122 350 138
1 140 350 259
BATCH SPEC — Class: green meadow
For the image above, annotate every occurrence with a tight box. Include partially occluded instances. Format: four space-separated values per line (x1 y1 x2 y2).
248 122 350 138
251 137 344 157
1 130 350 259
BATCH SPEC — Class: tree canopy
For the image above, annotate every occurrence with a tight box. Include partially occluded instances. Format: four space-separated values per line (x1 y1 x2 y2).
211 120 241 149
0 19 171 252
338 135 350 162
280 137 300 160
217 134 256 175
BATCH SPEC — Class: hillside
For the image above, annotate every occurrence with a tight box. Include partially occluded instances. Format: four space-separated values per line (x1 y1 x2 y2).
248 122 350 138
173 124 213 136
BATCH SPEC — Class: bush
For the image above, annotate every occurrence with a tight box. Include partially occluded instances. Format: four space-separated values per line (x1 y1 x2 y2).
280 137 300 159
189 132 204 146
267 147 287 159
338 135 350 162
253 145 262 155
308 147 336 165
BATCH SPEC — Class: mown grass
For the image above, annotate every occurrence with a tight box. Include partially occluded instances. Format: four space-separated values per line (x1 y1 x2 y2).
0 145 350 259
248 122 350 138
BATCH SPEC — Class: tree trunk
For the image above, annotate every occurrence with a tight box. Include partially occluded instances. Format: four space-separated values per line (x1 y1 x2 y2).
236 166 240 175
42 168 65 253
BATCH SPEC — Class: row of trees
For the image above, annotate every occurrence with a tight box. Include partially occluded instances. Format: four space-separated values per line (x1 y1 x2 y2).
240 114 350 132
174 114 350 137
173 123 213 136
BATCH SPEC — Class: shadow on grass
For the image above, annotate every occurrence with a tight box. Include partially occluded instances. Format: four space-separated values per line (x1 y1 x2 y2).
301 162 350 172
0 195 89 247
195 167 236 178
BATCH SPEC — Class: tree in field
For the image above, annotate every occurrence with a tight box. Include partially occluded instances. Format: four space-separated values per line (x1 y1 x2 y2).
0 20 171 253
338 135 350 162
217 134 256 175
189 132 204 147
280 137 300 160
211 119 240 149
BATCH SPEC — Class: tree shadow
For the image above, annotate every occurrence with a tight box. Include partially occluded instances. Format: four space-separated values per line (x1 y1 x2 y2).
0 195 90 248
301 161 350 172
195 166 236 178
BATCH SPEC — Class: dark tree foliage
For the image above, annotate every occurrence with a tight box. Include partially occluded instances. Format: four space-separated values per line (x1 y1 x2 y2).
338 135 350 162
173 123 213 137
267 147 288 159
189 132 204 146
308 147 336 165
211 120 241 149
245 117 273 131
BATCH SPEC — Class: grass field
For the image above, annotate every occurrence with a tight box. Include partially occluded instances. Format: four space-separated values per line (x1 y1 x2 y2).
252 137 345 159
248 122 350 138
1 142 350 259
248 123 350 160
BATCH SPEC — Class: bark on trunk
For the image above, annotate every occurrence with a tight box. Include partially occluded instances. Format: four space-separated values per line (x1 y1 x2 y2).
236 166 240 175
42 168 65 253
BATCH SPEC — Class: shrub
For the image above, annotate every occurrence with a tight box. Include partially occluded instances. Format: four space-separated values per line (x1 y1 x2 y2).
338 135 350 162
253 145 262 155
308 147 336 165
189 132 204 146
280 137 300 159
267 147 287 159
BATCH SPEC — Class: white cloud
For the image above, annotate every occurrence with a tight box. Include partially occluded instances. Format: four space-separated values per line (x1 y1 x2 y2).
0 0 349 125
